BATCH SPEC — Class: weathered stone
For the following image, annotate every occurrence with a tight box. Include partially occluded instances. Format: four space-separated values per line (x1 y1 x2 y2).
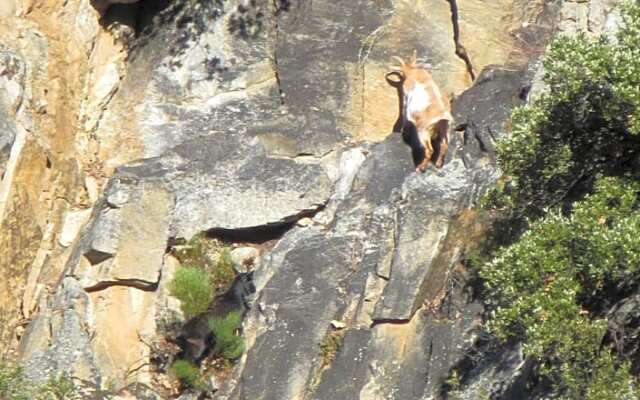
230 246 259 272
456 343 542 400
0 109 15 174
311 329 372 400
451 65 533 169
20 277 100 385
0 51 26 114
607 290 640 369
82 207 120 265
371 161 473 321
235 230 354 400
330 320 346 330
113 132 333 240
71 182 169 288
59 208 92 247
109 383 165 400
314 286 484 400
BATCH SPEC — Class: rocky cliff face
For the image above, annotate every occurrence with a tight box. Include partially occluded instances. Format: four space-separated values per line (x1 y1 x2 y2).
0 0 621 398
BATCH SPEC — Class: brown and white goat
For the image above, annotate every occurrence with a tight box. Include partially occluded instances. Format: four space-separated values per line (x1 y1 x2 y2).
386 51 452 172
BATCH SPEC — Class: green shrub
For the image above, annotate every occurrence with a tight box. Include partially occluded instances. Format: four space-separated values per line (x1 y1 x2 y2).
40 374 76 400
474 2 640 398
486 1 640 225
170 360 205 389
0 362 77 400
168 266 213 318
208 310 245 360
481 177 640 397
171 234 236 295
0 363 28 400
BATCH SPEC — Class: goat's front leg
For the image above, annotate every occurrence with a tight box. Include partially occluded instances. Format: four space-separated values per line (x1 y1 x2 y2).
416 129 433 172
435 119 450 168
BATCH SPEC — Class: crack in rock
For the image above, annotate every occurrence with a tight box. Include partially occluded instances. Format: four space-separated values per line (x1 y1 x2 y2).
447 0 476 81
84 277 160 293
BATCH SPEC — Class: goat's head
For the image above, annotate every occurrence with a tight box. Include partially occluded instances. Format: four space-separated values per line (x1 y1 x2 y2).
385 50 419 87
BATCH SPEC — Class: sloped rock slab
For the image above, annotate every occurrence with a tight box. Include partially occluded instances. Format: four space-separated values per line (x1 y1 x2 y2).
262 0 391 155
233 63 537 398
451 65 533 168
20 277 100 385
236 230 354 400
116 131 333 239
372 161 473 321
310 329 373 400
0 109 15 172
313 290 483 400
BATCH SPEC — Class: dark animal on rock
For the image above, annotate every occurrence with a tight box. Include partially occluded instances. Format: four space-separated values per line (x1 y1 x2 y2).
175 271 256 364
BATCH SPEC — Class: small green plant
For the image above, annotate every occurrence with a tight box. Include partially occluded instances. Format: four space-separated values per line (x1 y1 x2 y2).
209 310 245 360
212 248 236 293
171 233 236 296
168 266 213 318
40 373 76 400
443 369 462 400
0 363 28 400
170 360 205 389
0 362 78 400
319 331 343 369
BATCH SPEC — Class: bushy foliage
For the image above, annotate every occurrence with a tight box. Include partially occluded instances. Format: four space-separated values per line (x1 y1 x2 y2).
208 310 245 360
168 266 213 318
172 234 236 294
0 363 77 400
482 177 640 397
475 2 640 398
170 360 205 389
487 1 640 223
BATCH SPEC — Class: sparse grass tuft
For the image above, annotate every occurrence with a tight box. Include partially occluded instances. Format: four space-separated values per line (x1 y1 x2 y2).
0 362 78 399
172 234 236 296
212 247 236 294
319 331 343 369
170 360 205 389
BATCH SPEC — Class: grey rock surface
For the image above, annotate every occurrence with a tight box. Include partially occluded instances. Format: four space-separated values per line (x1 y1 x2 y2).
0 109 15 173
225 61 535 399
237 230 354 400
20 277 100 385
115 131 333 239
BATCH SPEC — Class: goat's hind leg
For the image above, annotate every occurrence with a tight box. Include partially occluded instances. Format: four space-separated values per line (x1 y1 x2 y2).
434 119 450 168
416 129 433 172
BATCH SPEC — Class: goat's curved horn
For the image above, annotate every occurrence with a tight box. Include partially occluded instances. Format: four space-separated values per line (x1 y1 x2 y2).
385 71 404 87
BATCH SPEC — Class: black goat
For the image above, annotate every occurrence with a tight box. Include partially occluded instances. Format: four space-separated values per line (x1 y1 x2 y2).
175 271 256 364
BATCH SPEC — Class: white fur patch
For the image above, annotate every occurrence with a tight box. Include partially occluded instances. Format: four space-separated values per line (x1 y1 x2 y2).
405 84 431 122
